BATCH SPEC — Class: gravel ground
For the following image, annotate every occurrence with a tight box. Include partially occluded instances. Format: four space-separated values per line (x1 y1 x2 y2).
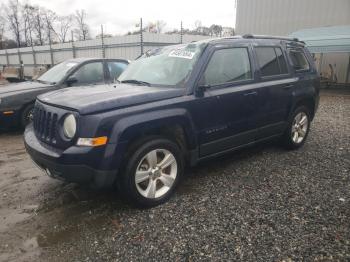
0 90 349 261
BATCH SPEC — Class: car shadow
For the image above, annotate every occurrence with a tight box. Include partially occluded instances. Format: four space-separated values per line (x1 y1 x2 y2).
12 139 286 251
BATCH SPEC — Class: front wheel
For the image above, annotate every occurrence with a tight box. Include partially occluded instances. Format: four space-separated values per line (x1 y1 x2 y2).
282 106 311 149
118 138 184 207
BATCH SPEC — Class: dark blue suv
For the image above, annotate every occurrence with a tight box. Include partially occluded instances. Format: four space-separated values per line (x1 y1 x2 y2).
24 35 320 207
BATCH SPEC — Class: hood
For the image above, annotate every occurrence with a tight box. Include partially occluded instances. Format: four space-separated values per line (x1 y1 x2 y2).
0 81 51 95
38 83 184 114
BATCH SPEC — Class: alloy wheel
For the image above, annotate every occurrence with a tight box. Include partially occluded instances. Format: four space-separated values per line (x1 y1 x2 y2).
291 112 309 144
135 149 178 199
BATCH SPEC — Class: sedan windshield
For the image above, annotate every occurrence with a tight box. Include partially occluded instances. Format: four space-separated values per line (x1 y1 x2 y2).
37 61 78 84
118 43 206 87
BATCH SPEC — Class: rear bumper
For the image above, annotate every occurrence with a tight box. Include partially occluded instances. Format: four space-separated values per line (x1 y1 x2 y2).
24 124 117 188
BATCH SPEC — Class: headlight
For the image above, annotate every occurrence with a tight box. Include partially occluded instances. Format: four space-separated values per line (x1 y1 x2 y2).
63 114 76 139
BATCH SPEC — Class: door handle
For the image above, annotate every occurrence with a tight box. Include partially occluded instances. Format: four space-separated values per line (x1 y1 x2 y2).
282 84 294 90
243 91 258 96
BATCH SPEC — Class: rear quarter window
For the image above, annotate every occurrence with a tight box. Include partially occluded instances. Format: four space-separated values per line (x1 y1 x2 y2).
289 49 310 71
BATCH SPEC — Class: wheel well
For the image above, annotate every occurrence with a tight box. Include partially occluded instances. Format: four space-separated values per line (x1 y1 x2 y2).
294 97 315 120
21 101 34 115
124 124 191 163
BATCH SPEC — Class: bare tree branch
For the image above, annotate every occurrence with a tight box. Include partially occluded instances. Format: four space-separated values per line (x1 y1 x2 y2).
56 15 73 42
155 20 166 34
75 9 90 40
5 0 22 47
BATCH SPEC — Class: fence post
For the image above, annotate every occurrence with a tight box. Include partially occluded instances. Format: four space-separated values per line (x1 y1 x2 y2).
71 31 76 58
32 45 37 67
48 29 54 66
101 25 105 58
17 48 22 66
140 18 144 56
180 21 183 44
18 49 24 80
5 50 9 66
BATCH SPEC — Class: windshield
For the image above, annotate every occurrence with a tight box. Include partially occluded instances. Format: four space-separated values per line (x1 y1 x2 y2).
118 43 206 87
37 61 78 84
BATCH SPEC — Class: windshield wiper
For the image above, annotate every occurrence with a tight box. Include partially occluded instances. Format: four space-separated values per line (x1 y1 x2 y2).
37 79 56 85
120 79 151 86
36 79 47 84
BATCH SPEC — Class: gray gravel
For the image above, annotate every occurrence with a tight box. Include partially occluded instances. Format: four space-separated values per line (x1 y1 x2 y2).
0 90 349 261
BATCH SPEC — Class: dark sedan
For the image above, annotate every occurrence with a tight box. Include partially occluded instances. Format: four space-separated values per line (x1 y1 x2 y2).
0 58 129 128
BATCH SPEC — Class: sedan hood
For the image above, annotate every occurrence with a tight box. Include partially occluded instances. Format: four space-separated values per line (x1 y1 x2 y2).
0 81 50 95
38 84 184 114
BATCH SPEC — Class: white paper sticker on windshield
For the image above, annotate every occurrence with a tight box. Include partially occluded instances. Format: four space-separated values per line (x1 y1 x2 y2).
168 49 195 59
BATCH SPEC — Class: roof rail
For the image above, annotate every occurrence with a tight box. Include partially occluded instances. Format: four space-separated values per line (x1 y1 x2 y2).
242 34 301 42
222 35 243 40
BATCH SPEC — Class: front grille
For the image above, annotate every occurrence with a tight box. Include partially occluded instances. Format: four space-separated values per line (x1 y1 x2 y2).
33 106 58 144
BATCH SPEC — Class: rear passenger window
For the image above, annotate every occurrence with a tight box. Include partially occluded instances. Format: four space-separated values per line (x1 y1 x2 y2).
255 47 288 77
289 49 310 71
203 48 252 86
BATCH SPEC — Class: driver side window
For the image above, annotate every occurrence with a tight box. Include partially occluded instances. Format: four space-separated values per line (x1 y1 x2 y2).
72 62 104 85
203 48 252 86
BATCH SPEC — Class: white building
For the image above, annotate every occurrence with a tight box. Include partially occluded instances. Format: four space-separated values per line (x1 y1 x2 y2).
235 0 350 36
235 0 350 86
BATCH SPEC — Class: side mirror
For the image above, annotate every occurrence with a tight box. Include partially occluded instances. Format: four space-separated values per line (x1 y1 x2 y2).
66 76 78 87
196 77 211 97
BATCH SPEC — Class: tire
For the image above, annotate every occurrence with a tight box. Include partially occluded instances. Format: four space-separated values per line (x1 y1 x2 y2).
118 138 184 208
20 103 34 129
282 106 311 150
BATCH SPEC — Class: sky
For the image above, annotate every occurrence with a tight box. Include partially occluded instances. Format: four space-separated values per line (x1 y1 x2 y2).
25 0 237 36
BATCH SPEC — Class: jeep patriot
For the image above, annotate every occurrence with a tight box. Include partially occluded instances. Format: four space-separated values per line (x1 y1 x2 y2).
24 35 320 207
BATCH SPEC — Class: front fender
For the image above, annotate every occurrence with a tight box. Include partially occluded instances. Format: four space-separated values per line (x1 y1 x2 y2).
109 108 198 150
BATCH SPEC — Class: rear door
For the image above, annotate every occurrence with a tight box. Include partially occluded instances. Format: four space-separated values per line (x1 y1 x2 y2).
253 45 296 139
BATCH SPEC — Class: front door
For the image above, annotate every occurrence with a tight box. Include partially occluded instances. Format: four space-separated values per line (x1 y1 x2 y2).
68 61 106 87
192 45 261 157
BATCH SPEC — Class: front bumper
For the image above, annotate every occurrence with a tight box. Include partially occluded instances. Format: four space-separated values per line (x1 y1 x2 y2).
24 124 117 188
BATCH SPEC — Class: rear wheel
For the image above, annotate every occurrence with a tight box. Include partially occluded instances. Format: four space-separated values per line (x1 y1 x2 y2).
282 106 311 149
118 138 184 207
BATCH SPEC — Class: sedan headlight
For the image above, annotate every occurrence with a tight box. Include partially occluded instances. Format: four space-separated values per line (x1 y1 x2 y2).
63 114 77 139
